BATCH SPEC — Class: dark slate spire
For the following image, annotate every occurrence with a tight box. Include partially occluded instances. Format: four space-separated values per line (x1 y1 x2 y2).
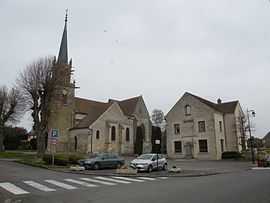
57 10 68 65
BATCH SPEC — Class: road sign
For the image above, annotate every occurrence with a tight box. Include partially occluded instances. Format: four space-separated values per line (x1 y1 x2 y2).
51 138 58 145
51 129 59 138
155 140 160 145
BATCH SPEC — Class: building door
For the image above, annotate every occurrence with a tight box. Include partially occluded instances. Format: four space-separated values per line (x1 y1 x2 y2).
184 142 192 159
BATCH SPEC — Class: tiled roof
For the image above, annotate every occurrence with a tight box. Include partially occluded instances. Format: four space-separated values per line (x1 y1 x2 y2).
75 97 107 114
117 96 140 117
72 96 140 129
186 92 238 114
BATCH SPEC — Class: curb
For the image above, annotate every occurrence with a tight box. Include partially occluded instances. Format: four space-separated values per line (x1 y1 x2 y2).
11 159 229 178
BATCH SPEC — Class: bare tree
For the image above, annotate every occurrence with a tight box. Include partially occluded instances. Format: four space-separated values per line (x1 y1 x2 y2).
151 109 165 130
151 109 166 154
0 85 25 151
18 56 54 158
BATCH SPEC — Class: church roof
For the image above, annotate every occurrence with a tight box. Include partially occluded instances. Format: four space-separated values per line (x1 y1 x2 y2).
109 96 140 117
186 92 239 114
57 12 68 65
72 96 140 129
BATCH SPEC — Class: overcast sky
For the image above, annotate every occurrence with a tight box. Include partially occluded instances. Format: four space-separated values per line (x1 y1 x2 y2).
0 0 269 138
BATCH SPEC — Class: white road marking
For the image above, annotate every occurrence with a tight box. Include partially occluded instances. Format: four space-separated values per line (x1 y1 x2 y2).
0 182 29 195
64 179 97 188
137 177 157 181
23 181 56 192
79 178 116 186
94 176 131 184
111 176 145 182
158 177 168 179
44 180 77 190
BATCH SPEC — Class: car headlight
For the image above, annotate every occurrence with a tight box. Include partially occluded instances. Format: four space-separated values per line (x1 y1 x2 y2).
85 160 93 164
139 163 148 165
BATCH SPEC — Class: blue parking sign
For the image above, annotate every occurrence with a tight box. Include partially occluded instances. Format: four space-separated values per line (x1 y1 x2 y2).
51 129 59 138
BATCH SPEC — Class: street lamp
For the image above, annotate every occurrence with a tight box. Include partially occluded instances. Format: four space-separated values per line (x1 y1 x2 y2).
88 128 93 154
247 109 255 164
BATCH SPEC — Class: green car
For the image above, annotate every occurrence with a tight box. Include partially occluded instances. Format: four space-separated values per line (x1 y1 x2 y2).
78 152 125 170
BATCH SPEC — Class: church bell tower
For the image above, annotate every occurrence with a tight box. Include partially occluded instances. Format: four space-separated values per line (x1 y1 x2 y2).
47 11 75 152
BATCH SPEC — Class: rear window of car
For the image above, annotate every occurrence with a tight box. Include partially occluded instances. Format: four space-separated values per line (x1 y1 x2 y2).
137 154 153 160
158 154 163 159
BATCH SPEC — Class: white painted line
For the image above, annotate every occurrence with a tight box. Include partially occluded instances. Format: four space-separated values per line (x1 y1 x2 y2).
0 182 29 195
251 167 270 170
44 180 77 190
79 178 116 186
137 177 157 181
158 177 168 179
94 176 131 184
64 179 97 188
111 176 145 182
23 181 56 192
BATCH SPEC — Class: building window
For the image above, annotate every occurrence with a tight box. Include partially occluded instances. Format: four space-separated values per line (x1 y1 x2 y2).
174 141 182 153
126 128 130 141
199 140 208 152
220 139 224 152
111 126 116 141
174 124 180 134
198 121 206 132
219 121 223 132
185 105 191 116
96 130 100 139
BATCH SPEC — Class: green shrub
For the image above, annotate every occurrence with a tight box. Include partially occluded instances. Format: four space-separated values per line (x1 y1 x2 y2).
222 151 241 159
68 154 83 164
43 154 71 166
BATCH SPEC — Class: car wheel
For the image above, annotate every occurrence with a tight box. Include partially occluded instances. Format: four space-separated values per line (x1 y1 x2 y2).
162 163 167 171
148 165 153 172
94 162 100 170
116 162 122 169
85 164 91 170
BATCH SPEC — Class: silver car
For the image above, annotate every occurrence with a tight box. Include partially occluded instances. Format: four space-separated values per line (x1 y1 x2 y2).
130 154 167 172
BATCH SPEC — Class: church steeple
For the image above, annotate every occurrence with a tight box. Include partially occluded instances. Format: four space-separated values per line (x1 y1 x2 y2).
57 10 68 65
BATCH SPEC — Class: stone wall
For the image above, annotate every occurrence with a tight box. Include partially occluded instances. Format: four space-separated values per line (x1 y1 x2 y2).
166 93 223 160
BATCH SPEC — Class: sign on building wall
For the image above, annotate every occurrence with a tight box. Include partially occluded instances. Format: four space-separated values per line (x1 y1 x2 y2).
51 129 60 138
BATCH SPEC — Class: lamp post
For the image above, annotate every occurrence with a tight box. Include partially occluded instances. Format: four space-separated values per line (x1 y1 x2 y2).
88 128 93 154
246 109 255 164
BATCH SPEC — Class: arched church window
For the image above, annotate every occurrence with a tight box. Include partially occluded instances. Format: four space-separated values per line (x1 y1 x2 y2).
111 126 116 141
96 130 100 139
185 105 191 116
126 128 130 141
74 136 77 150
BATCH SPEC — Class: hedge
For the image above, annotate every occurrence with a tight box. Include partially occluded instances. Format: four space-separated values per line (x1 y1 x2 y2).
43 154 83 166
222 151 241 159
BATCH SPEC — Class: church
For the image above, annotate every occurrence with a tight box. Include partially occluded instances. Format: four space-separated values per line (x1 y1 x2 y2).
46 14 152 155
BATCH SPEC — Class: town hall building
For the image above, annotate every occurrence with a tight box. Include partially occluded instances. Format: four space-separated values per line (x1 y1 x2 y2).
166 92 244 160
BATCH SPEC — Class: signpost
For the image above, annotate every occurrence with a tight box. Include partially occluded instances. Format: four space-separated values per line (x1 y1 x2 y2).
50 129 59 166
155 140 161 174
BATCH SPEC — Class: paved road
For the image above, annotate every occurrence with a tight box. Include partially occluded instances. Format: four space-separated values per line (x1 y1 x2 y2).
0 160 269 203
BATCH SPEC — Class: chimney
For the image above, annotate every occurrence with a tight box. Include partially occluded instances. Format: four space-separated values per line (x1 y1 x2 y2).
217 98 222 104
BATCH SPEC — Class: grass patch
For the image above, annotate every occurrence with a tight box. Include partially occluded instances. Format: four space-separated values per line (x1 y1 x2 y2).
0 151 27 159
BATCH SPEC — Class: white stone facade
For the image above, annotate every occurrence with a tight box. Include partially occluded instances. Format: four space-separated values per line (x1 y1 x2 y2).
166 92 244 160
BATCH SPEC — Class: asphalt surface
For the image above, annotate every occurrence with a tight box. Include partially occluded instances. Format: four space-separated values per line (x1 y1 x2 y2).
0 159 269 203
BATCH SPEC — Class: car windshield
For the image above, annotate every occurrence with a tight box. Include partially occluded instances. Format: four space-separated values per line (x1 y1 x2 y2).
137 154 153 160
86 153 100 159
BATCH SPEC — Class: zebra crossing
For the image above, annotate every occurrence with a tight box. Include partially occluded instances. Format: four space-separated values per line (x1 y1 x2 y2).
0 176 168 195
